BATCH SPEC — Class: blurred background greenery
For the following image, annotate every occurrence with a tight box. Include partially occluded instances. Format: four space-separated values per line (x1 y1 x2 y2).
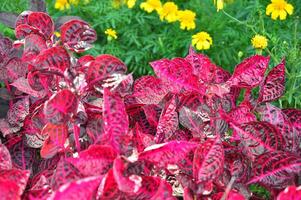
0 0 300 109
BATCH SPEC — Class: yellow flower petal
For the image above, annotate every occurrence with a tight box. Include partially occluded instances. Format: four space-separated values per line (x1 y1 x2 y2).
266 4 274 15
285 3 294 15
279 10 287 20
271 10 279 20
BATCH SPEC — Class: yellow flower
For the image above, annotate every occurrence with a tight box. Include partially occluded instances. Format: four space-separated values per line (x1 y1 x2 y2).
192 32 213 50
251 35 268 49
105 28 118 40
55 0 89 10
266 0 294 20
126 0 136 8
140 0 162 13
54 31 61 37
213 0 224 11
178 10 196 30
158 2 178 23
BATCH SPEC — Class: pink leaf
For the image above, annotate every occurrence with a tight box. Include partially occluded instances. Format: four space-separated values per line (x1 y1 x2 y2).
247 151 301 189
22 33 47 62
282 108 301 134
67 145 116 176
227 55 270 88
258 59 285 103
11 77 46 98
155 96 178 143
193 137 224 183
0 169 30 197
150 58 205 94
50 176 102 200
102 88 131 155
231 122 285 160
5 58 27 82
133 76 169 104
257 103 300 153
7 96 29 127
113 157 143 194
277 186 301 200
0 144 12 170
139 141 198 168
60 19 97 52
44 89 78 124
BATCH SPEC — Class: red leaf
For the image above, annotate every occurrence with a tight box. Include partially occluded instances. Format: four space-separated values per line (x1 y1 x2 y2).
44 89 78 124
50 176 102 200
97 170 123 199
227 55 270 88
247 151 301 189
67 145 116 176
34 46 70 72
60 19 97 52
139 141 198 168
27 12 54 39
40 123 68 159
258 59 285 103
277 186 301 200
193 137 224 183
155 96 178 143
0 144 12 170
133 76 169 104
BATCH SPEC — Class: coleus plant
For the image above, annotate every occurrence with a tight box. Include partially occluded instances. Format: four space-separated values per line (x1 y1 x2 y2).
0 10 300 200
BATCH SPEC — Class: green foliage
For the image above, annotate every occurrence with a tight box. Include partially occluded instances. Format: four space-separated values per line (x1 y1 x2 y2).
249 184 271 199
0 0 300 108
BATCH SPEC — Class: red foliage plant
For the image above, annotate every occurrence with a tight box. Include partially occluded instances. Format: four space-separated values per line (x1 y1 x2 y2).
0 11 300 200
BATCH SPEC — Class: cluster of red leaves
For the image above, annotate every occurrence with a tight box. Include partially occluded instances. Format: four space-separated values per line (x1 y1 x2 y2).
0 11 300 200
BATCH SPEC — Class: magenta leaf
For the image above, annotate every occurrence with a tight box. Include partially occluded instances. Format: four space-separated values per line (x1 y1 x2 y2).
139 141 198 168
60 19 97 52
27 12 54 39
258 59 285 103
3 58 27 82
50 159 84 190
97 169 123 199
67 145 116 176
113 157 143 194
0 144 12 170
22 33 47 61
11 77 46 98
155 95 178 143
193 137 224 183
230 121 285 160
34 46 70 72
133 76 169 104
0 169 30 197
247 151 301 189
227 55 270 88
102 88 131 155
257 103 300 153
277 185 301 200
150 58 205 94
7 96 29 127
282 108 301 133
50 176 102 200
44 89 78 124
